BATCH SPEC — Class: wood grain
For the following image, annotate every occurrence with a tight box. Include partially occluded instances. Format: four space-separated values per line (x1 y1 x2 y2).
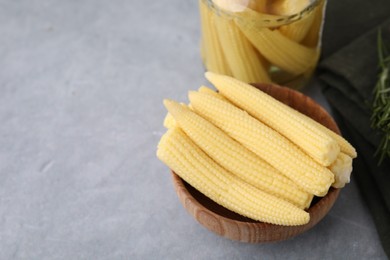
171 83 341 242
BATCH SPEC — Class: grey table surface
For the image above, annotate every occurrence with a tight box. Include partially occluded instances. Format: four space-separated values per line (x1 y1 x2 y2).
0 0 387 259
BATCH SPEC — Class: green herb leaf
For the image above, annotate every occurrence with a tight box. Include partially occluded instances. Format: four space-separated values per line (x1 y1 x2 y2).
371 29 390 164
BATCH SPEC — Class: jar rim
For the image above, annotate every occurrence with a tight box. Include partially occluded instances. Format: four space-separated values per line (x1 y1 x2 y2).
203 0 324 27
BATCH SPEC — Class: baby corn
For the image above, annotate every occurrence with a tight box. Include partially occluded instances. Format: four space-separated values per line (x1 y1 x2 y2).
214 13 271 83
189 91 334 196
235 22 319 75
199 0 231 75
205 72 340 166
164 99 312 208
329 153 353 188
157 127 310 225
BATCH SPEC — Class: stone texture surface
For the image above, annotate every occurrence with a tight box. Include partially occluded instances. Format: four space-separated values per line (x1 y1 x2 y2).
0 0 386 259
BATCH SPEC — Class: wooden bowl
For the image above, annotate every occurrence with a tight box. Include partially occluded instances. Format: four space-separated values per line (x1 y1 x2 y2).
171 83 341 243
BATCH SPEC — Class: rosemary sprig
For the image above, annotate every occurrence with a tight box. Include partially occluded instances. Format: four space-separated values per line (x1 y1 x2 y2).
371 29 390 164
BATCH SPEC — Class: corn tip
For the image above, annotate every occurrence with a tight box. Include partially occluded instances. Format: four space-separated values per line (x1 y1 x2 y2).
205 71 218 81
163 99 174 108
198 85 214 92
188 90 201 101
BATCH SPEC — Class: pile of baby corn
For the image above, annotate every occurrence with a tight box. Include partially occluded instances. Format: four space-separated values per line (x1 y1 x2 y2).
199 0 324 83
157 72 357 226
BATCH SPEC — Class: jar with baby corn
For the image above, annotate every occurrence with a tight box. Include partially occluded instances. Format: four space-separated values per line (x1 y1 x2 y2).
199 0 326 89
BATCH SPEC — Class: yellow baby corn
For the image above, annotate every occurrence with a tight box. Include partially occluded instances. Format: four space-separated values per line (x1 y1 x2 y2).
164 99 312 208
163 112 177 129
163 103 190 129
319 125 357 158
278 8 316 43
163 87 222 129
214 13 271 83
329 153 353 188
205 72 340 166
189 91 334 196
302 0 325 47
199 0 231 75
157 127 310 225
198 85 227 101
235 22 319 75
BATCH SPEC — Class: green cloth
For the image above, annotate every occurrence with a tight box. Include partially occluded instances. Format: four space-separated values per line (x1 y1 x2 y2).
318 19 390 257
321 0 390 57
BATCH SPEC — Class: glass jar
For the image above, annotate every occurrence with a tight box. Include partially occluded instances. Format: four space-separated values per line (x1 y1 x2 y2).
199 0 326 89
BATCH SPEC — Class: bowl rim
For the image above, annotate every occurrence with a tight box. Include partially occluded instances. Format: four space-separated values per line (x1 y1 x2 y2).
172 171 340 243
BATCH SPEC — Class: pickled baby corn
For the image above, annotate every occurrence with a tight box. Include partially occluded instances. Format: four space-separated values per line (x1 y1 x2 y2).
164 99 312 208
199 0 326 87
302 0 325 47
205 72 340 166
189 91 334 196
214 14 271 83
157 127 310 225
315 122 357 158
157 72 357 225
163 86 223 129
329 153 353 188
199 0 231 75
235 23 319 75
278 8 316 43
198 85 227 101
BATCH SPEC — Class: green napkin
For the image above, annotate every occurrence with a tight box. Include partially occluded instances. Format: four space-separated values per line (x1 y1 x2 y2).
318 19 390 257
321 0 390 57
